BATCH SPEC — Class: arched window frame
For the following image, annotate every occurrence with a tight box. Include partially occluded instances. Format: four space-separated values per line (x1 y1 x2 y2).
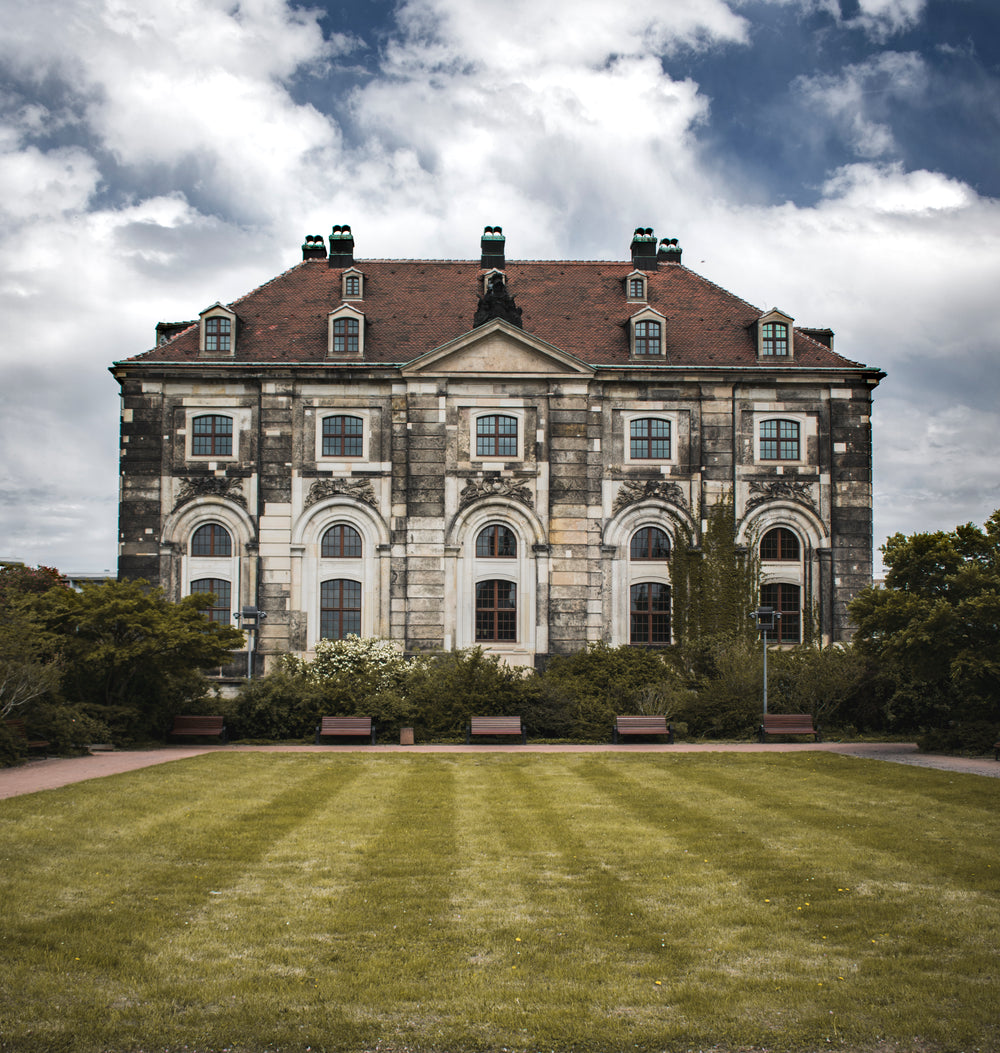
198 303 236 357
760 527 800 562
629 307 667 359
191 523 233 557
756 308 795 360
626 415 674 462
327 304 365 358
319 413 366 459
321 523 363 558
630 526 671 561
757 417 802 462
472 411 522 462
319 578 363 640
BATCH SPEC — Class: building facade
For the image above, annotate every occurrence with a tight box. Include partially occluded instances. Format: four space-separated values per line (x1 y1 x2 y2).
112 226 883 669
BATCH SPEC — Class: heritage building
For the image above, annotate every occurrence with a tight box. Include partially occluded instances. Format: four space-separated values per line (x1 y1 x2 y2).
112 226 883 670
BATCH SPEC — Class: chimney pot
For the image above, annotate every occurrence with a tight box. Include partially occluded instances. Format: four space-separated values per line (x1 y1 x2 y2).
328 224 355 267
481 225 506 269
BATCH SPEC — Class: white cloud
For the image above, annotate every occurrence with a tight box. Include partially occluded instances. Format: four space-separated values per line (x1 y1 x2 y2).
0 0 998 571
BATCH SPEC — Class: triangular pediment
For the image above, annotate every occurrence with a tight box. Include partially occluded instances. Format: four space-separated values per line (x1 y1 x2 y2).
401 319 594 377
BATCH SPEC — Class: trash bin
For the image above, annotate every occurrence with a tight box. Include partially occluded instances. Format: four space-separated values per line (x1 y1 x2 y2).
400 727 414 746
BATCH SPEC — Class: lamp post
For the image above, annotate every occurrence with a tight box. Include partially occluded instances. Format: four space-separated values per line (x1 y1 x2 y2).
751 606 780 717
235 606 267 679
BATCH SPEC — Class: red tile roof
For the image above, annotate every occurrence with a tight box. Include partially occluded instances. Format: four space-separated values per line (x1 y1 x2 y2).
122 258 869 370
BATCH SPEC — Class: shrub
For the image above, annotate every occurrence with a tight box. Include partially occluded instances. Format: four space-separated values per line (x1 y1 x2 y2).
231 669 323 739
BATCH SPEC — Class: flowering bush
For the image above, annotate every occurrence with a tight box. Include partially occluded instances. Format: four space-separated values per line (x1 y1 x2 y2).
304 636 409 691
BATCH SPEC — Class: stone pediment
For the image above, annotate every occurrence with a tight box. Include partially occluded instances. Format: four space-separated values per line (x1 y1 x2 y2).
401 319 594 377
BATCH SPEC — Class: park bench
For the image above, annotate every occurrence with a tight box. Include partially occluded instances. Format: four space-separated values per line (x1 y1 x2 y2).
4 718 50 753
613 715 674 744
466 716 526 744
758 713 822 742
169 715 228 743
315 716 376 745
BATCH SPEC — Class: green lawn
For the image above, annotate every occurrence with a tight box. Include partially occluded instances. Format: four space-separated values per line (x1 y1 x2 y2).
1 752 998 1053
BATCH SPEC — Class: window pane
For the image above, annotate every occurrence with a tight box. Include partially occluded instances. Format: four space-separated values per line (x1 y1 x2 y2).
630 582 671 645
321 524 363 558
634 320 661 355
760 419 799 460
475 579 517 641
332 317 360 353
345 276 360 296
629 277 644 298
760 528 800 561
190 578 231 623
205 316 231 353
630 527 671 560
762 321 789 356
322 415 363 457
191 523 232 557
760 583 801 643
476 415 517 458
320 579 362 640
630 418 670 459
475 524 517 558
192 415 233 457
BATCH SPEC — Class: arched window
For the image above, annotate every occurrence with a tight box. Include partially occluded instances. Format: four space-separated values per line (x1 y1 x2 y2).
630 583 671 645
760 419 800 460
760 583 801 643
190 578 231 624
475 580 517 641
761 321 789 356
630 418 671 459
192 415 233 457
332 317 359 354
630 527 671 561
322 415 363 457
320 579 362 639
321 524 363 558
634 320 661 355
476 524 517 558
760 528 800 561
476 414 517 458
191 523 232 557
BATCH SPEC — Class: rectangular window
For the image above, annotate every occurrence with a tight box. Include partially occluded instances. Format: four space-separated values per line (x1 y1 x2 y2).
205 317 231 353
628 277 645 299
192 415 233 457
475 580 517 641
476 414 518 458
322 415 364 457
634 320 661 355
344 275 361 297
760 583 801 643
630 418 671 459
332 317 359 354
760 419 800 460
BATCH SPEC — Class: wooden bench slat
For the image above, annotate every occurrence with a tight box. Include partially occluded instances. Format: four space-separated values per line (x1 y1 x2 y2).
316 716 376 744
759 714 821 742
467 716 526 744
613 716 674 744
170 716 228 743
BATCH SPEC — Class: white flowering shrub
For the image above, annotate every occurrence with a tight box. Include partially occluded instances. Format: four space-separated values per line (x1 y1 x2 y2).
306 635 409 691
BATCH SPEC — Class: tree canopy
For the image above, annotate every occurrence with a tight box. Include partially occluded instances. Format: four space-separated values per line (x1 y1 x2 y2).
850 510 1000 745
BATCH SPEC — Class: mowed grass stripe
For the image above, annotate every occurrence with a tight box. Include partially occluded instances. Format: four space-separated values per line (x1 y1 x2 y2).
1 752 998 1053
581 753 1000 1045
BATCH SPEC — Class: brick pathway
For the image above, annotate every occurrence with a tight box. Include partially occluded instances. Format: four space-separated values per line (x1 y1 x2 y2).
1 741 997 800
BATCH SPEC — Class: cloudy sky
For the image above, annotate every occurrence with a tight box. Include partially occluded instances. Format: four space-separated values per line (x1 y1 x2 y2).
1 0 998 575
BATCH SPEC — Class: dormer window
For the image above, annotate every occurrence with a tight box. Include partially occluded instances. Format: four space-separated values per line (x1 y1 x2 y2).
327 305 365 358
342 269 363 299
629 308 666 358
626 273 647 301
198 304 237 357
756 309 794 360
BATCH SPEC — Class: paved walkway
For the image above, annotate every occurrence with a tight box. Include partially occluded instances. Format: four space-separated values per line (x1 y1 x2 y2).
1 741 997 800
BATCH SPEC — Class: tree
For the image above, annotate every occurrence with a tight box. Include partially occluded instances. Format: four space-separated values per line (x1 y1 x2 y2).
850 510 1000 746
38 579 245 738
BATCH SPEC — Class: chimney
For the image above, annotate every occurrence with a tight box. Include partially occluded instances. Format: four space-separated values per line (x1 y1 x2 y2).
658 238 682 264
328 224 355 267
481 225 506 269
301 234 327 261
630 227 657 270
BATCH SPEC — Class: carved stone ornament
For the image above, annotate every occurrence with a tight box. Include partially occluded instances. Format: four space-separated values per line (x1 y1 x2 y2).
612 479 686 516
174 477 247 510
459 476 533 510
746 479 817 511
306 477 378 509
473 272 523 329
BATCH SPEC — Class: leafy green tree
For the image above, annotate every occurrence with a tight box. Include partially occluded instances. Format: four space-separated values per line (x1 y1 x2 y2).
38 579 244 739
850 510 1000 747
